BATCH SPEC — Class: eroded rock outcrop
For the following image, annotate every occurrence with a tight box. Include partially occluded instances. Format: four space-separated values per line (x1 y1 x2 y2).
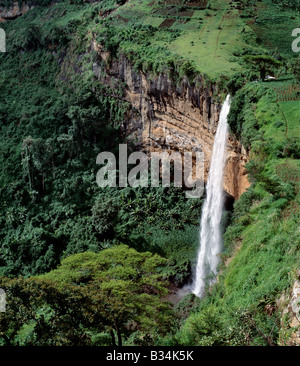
0 1 34 21
93 43 250 199
278 273 300 346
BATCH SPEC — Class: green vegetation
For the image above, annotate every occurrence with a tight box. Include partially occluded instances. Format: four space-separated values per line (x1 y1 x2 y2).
0 245 173 346
0 0 299 346
0 1 203 281
91 0 299 81
170 81 300 346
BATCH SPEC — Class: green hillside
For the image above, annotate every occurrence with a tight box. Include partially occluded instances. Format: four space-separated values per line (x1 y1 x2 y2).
96 0 299 78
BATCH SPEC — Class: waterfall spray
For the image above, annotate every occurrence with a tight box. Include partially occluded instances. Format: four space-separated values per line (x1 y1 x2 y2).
192 95 231 297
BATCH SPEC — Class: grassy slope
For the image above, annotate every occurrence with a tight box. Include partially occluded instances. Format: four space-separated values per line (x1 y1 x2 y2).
104 0 256 79
224 93 300 303
174 80 300 345
103 0 299 79
246 0 300 57
166 0 253 78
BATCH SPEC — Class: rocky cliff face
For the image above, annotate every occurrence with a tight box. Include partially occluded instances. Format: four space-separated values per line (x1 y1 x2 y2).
278 272 300 346
0 1 250 199
0 1 34 21
93 43 250 200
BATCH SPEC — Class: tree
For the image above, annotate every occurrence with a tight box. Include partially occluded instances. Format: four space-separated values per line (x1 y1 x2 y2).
0 246 173 346
290 56 300 83
91 196 119 238
0 277 104 345
21 136 54 197
38 245 174 346
243 55 282 80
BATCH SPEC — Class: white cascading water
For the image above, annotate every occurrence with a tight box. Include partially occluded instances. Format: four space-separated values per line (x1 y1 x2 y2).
192 94 231 297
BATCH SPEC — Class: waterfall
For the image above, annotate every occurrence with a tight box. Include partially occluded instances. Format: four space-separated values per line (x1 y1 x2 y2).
192 95 231 297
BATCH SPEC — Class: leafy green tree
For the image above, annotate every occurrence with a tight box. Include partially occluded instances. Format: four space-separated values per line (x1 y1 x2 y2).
243 55 282 80
91 197 119 238
0 246 174 346
38 245 174 346
21 136 54 198
290 56 300 83
0 277 105 345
